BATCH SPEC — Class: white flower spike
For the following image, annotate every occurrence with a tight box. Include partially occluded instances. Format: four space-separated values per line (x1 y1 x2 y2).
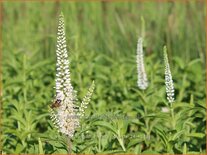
136 37 148 90
163 46 175 104
50 13 94 138
79 81 95 117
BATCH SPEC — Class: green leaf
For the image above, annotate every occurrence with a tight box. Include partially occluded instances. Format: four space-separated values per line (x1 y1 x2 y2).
155 128 168 147
79 142 96 153
186 133 205 138
93 121 117 135
127 138 143 148
101 150 125 153
172 130 185 140
142 150 159 154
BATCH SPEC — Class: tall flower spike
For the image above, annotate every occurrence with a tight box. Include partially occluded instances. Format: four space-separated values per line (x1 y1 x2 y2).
51 12 79 138
136 37 148 90
51 13 95 139
163 46 175 104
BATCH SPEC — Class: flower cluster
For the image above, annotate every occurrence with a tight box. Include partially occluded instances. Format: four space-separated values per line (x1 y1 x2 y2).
50 13 94 138
136 37 148 90
163 46 175 104
78 81 95 117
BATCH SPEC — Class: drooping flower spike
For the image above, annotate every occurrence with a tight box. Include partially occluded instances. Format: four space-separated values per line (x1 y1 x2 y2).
136 37 148 90
50 13 94 138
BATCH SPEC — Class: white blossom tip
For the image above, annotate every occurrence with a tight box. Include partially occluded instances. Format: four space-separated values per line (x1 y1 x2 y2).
136 37 148 90
163 46 175 104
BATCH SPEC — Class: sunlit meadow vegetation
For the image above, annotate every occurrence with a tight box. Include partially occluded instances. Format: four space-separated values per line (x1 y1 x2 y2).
1 1 206 154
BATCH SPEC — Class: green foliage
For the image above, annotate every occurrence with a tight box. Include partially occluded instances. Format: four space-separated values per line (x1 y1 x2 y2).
2 1 206 154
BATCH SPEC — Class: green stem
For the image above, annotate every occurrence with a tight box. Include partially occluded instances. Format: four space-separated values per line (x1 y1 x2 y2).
141 91 151 143
98 137 101 152
67 137 72 154
117 129 126 151
170 103 175 130
118 137 126 152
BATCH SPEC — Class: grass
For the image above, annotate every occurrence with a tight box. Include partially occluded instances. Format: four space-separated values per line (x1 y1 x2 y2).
1 1 206 154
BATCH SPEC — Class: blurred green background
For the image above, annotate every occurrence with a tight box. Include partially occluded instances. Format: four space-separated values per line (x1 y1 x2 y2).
2 1 206 60
2 1 206 154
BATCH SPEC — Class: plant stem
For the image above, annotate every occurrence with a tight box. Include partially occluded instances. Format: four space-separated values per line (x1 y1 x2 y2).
141 91 151 144
23 54 27 104
170 103 175 130
67 137 72 154
117 129 126 151
118 137 126 152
